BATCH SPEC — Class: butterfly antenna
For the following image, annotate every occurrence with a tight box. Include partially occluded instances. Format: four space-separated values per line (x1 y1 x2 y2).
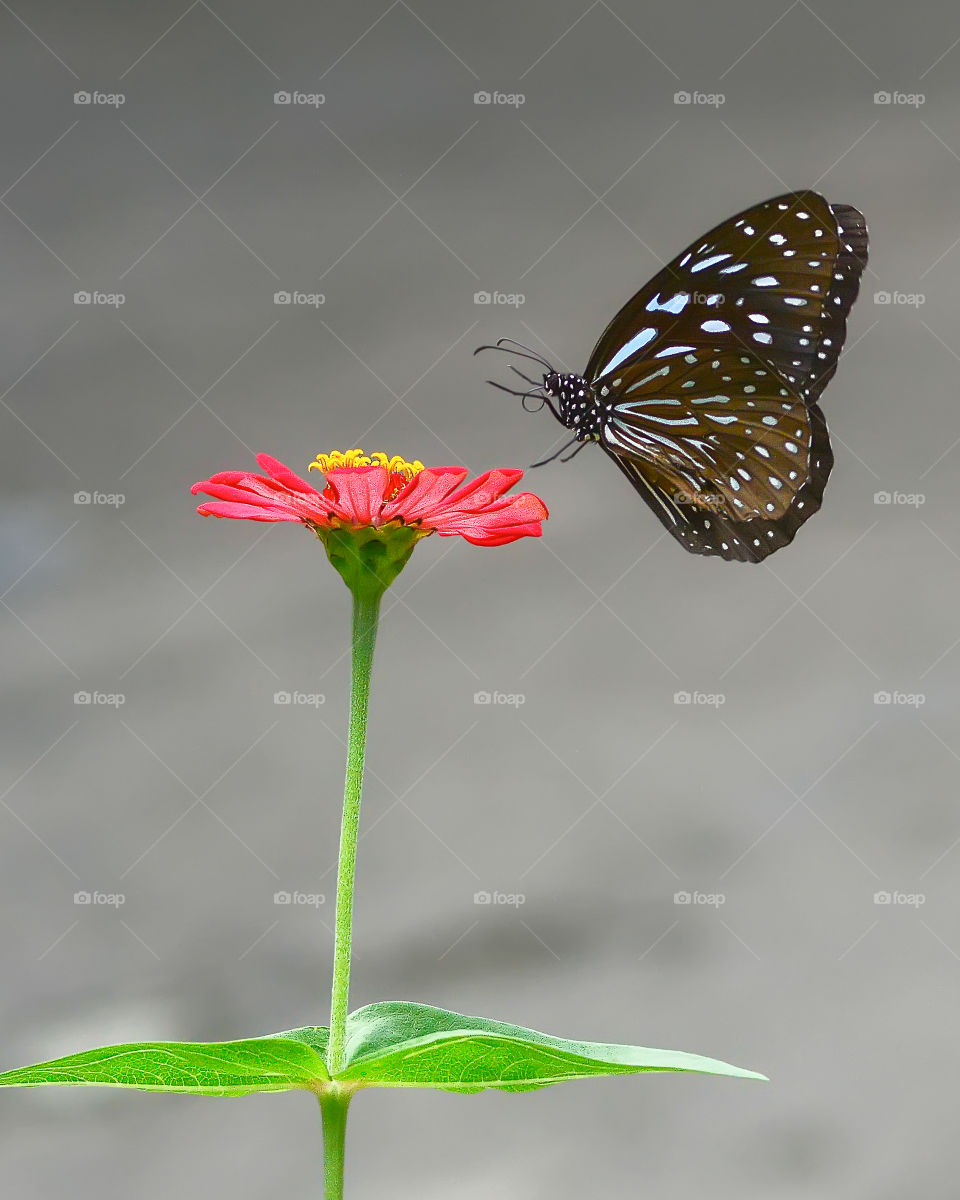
509 365 543 388
496 337 555 370
473 341 555 371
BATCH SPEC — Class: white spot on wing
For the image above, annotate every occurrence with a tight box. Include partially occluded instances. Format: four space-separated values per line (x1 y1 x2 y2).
597 327 658 378
646 292 690 314
691 253 731 273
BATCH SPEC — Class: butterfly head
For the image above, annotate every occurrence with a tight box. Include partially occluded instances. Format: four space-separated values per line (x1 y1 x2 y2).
543 372 602 439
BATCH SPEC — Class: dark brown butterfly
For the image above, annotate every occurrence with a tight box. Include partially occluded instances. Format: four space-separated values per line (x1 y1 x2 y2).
477 191 868 562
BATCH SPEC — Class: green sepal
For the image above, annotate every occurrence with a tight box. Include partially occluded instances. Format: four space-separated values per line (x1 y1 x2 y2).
318 524 425 599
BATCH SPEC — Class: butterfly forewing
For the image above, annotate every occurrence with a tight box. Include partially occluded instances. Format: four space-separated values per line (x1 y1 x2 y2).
585 191 868 407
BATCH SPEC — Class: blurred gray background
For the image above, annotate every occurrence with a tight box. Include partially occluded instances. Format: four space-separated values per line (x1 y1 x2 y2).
0 1 957 1196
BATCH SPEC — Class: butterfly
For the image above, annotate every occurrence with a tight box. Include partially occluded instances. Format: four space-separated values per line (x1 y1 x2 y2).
477 191 868 562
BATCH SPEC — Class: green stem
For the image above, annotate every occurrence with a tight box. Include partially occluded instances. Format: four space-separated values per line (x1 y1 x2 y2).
320 1090 351 1200
327 588 381 1077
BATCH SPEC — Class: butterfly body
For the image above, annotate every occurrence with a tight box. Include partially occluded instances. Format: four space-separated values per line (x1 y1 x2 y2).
480 191 868 563
544 371 604 440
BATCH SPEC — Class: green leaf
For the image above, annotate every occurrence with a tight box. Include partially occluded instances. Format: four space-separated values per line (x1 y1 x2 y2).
0 1029 330 1097
0 1003 763 1098
337 1001 766 1093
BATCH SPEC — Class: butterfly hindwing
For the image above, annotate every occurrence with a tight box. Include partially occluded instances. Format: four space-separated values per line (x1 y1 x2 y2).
598 346 833 562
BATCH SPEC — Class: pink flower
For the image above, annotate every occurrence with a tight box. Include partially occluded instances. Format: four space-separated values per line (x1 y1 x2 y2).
191 450 548 547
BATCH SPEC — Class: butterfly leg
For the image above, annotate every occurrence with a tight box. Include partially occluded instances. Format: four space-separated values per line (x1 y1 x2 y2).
530 436 581 468
560 440 591 463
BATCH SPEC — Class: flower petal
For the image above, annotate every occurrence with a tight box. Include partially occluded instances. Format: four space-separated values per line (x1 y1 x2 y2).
256 454 319 496
323 466 390 525
196 501 302 522
456 525 544 546
440 468 527 513
381 467 469 523
191 479 295 507
431 490 549 545
193 460 332 527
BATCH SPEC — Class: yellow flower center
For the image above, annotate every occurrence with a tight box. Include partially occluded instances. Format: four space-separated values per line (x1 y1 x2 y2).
309 448 425 480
